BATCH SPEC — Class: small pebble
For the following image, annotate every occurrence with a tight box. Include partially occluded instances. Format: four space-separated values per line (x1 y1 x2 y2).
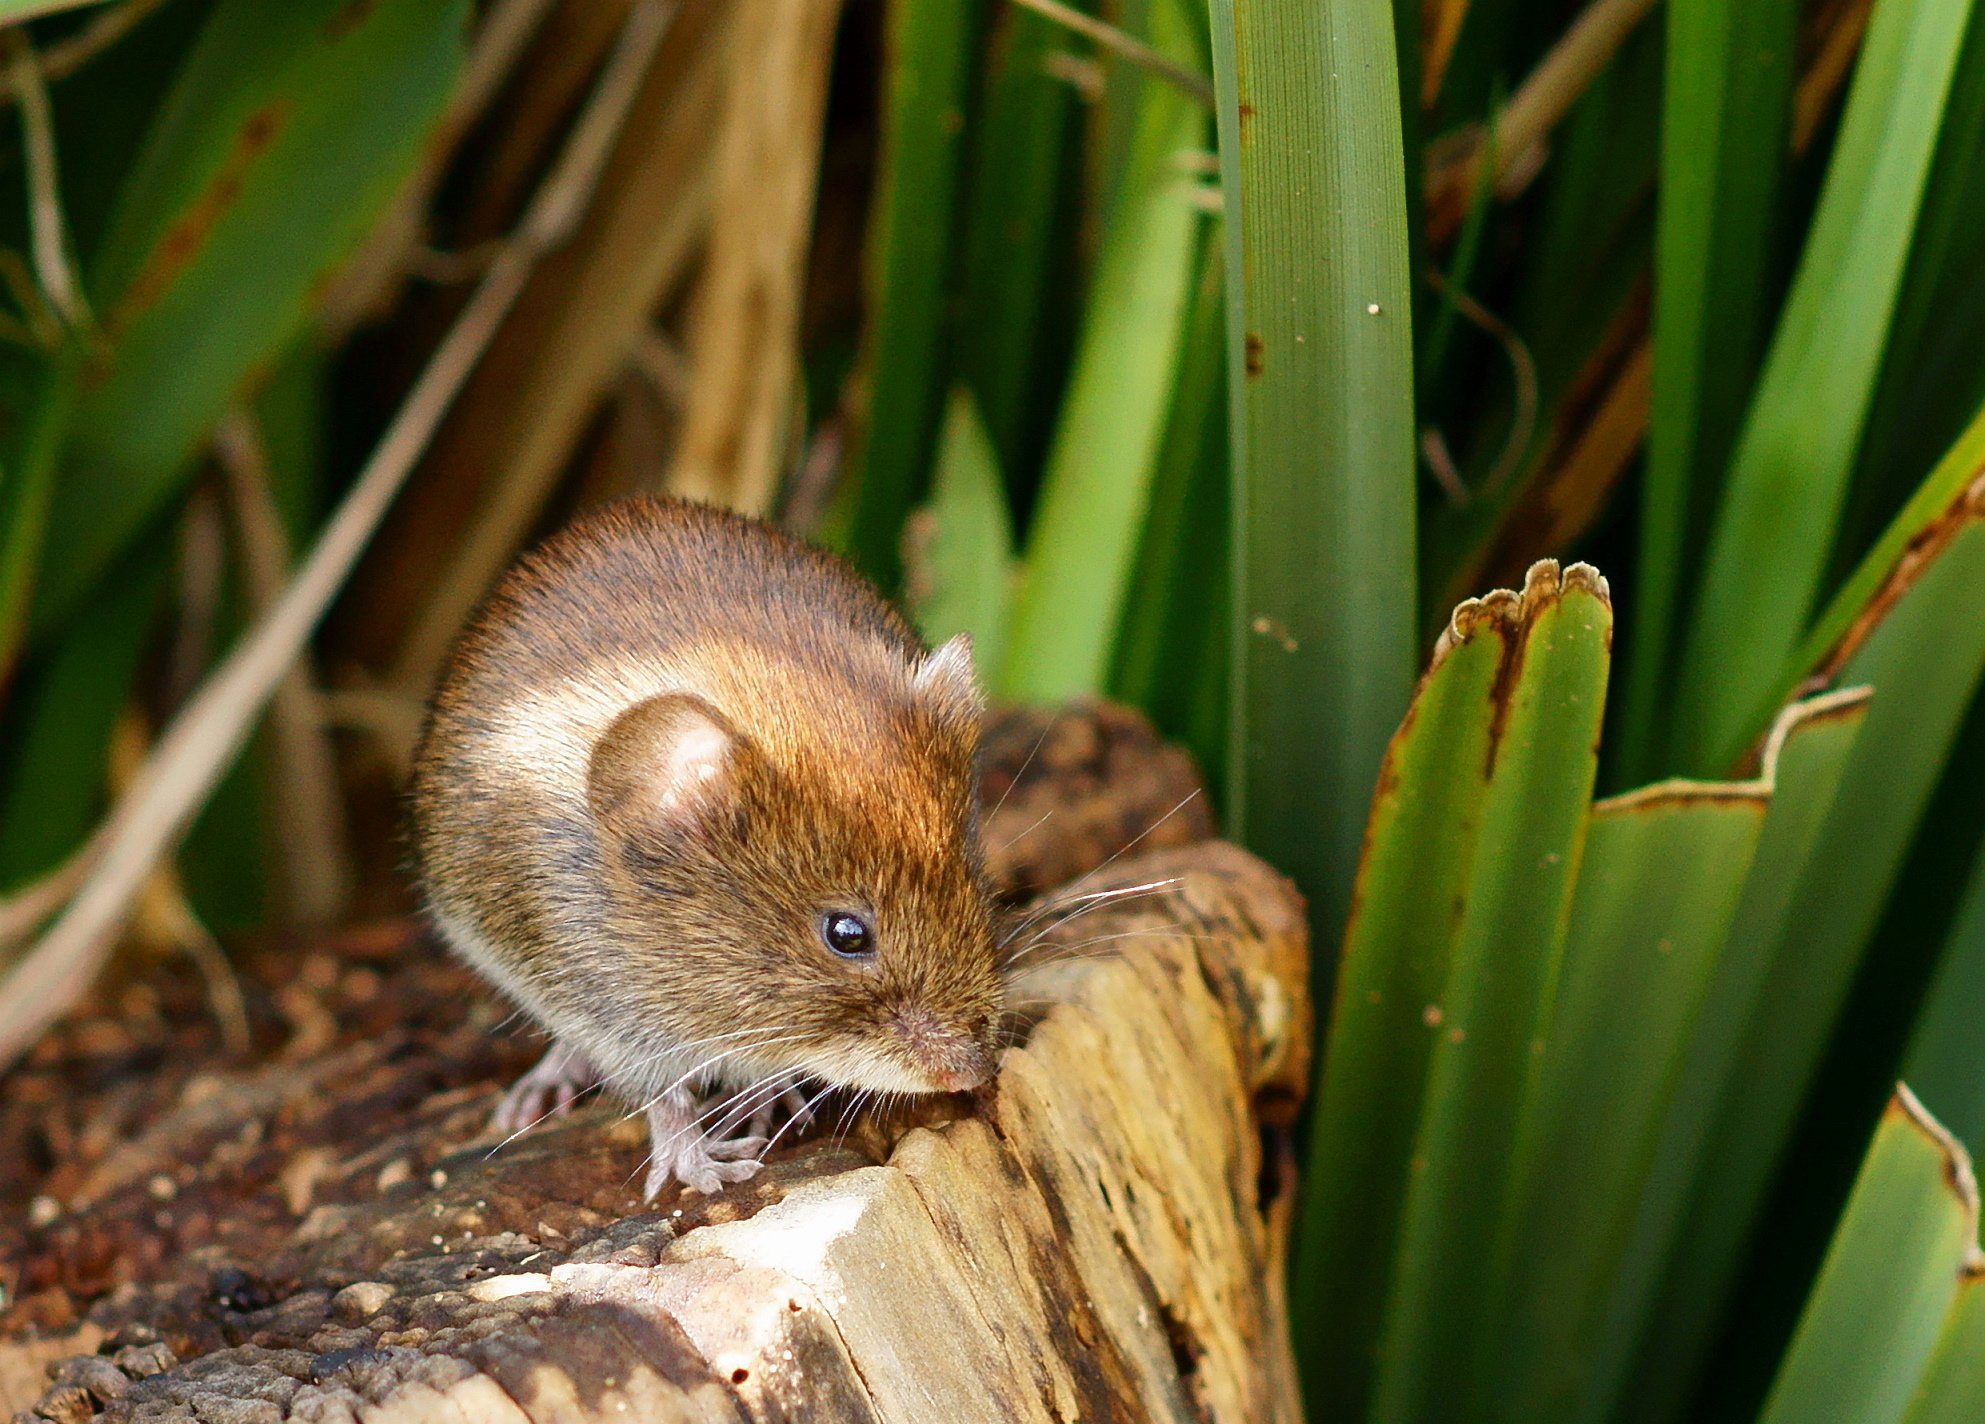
26 1196 60 1229
111 1344 176 1379
375 1159 413 1192
331 1282 396 1322
50 1357 128 1402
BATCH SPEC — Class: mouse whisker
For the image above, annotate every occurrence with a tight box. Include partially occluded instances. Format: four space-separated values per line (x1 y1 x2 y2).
674 1041 809 1099
763 1080 838 1155
624 1031 806 1088
999 873 1185 937
1007 913 1208 957
627 1074 787 1192
626 1049 795 1133
1001 920 1211 970
1017 876 1187 935
980 711 1060 827
1059 786 1203 888
702 1070 799 1138
993 806 1057 854
830 1086 873 1144
625 1022 808 1071
998 876 1186 950
705 1065 814 1143
631 1032 811 1104
654 1023 807 1055
483 1084 600 1159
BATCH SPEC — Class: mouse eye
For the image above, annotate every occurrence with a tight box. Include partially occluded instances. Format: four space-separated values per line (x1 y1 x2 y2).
820 910 875 959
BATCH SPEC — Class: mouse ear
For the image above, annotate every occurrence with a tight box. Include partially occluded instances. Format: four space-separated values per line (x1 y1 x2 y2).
588 693 741 843
913 633 983 727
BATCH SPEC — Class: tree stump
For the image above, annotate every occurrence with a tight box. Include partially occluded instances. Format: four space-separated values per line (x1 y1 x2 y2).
2 704 1308 1423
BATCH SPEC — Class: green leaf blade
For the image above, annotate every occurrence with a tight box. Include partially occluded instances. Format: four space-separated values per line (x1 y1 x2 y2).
955 0 1085 494
1756 1089 1977 1424
1495 690 1873 1424
1210 0 1418 1003
1671 0 1978 776
1487 781 1768 1420
1625 449 1985 1423
1290 591 1514 1424
1108 230 1231 792
1902 841 1985 1156
1620 0 1795 785
905 387 1015 674
998 8 1207 702
1902 1266 1985 1424
1367 567 1613 1424
32 0 468 633
841 0 983 597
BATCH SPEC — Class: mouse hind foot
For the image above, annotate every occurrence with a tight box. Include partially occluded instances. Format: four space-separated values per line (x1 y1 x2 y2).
644 1088 768 1198
492 1040 599 1135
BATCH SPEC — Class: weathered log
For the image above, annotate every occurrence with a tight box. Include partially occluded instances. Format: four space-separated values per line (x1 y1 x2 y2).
2 705 1305 1422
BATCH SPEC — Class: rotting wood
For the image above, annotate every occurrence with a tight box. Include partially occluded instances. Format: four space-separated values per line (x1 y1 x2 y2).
2 703 1305 1422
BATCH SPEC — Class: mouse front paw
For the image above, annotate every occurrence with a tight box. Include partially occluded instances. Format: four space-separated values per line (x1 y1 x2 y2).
492 1040 599 1135
643 1090 768 1197
646 1135 768 1198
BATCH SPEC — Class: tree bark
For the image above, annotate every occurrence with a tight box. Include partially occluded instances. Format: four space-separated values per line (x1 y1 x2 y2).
3 704 1307 1423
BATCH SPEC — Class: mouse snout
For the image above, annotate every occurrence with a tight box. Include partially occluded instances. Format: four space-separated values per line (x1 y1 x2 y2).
891 1003 998 1093
930 1044 997 1093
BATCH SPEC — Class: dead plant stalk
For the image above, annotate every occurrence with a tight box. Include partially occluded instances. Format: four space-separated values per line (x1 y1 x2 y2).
0 0 679 1071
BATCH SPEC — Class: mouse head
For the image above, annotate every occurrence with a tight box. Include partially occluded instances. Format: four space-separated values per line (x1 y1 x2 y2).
585 635 1003 1097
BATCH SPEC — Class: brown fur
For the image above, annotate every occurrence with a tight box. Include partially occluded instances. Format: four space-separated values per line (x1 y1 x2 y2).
410 497 1003 1121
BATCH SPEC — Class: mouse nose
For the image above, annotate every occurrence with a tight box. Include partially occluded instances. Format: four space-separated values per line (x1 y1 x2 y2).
893 1005 998 1092
932 1038 997 1092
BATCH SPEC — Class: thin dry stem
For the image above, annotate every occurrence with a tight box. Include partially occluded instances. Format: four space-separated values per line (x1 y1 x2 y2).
389 0 711 693
1009 0 1213 105
1424 0 1659 237
1420 427 1471 507
1421 0 1473 108
668 0 841 513
6 25 86 330
0 828 99 952
778 417 844 537
214 407 356 925
318 687 426 779
6 0 173 99
1423 269 1540 500
107 708 252 1055
320 0 565 340
629 323 691 408
1794 0 1873 154
0 0 674 1072
168 487 226 707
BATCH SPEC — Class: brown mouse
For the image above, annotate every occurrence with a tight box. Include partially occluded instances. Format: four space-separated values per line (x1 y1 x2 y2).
410 496 1004 1195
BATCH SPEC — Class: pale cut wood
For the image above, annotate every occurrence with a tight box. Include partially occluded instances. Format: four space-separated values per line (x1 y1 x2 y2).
667 0 845 515
2 841 1308 1423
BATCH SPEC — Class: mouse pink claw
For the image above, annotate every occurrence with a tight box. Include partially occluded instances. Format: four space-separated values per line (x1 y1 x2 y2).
492 1040 599 1135
645 1089 767 1197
